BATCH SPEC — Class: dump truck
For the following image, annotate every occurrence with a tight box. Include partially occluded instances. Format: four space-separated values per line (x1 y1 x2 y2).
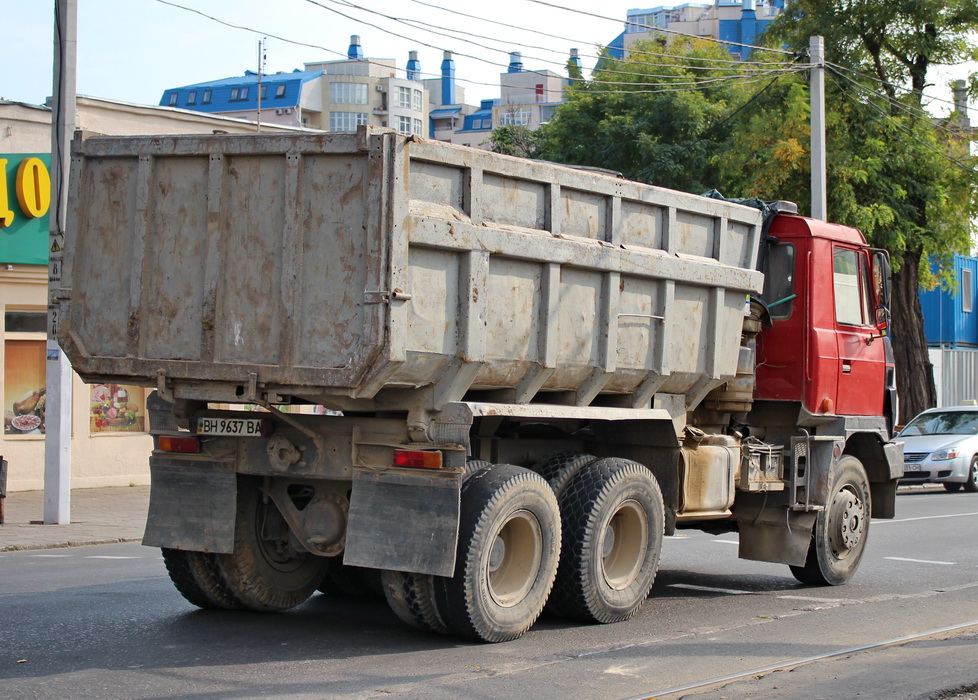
59 127 903 643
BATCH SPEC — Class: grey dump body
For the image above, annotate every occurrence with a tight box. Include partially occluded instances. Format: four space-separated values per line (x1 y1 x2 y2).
60 128 763 410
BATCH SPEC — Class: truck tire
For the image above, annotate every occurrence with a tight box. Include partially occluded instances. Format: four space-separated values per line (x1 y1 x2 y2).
162 548 244 610
212 476 329 611
547 458 664 623
531 451 596 498
382 570 448 633
382 460 489 634
790 455 871 586
434 464 560 643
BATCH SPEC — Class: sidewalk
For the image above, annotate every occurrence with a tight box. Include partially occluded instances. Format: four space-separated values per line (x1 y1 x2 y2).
0 485 149 551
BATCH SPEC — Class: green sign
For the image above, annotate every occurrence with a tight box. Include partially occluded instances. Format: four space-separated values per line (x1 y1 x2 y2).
0 153 51 265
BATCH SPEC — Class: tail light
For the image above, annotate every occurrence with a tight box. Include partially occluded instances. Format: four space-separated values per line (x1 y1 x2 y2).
158 435 201 453
392 449 443 469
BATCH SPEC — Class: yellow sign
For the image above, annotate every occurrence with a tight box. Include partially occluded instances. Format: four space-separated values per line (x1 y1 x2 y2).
0 156 52 228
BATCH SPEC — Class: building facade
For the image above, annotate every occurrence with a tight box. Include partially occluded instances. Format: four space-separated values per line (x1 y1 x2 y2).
164 36 429 137
0 97 308 492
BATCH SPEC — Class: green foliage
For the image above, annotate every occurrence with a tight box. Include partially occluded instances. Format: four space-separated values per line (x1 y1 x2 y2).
536 37 780 192
487 124 542 158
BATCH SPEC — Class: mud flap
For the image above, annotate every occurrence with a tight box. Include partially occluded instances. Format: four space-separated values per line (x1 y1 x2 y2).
141 456 237 553
344 467 460 577
735 493 818 566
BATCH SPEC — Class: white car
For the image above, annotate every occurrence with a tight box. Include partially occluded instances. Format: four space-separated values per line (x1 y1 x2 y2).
896 406 978 492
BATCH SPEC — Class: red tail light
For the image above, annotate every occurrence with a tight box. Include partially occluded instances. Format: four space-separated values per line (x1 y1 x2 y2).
392 449 443 469
158 435 201 453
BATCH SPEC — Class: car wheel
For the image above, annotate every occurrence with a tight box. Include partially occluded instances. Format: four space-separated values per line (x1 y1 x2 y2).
964 456 978 493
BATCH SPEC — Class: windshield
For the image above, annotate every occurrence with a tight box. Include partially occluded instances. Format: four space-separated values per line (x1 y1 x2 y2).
898 411 978 437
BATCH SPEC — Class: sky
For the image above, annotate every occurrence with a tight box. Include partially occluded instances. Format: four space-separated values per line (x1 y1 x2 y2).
1 0 973 115
1 0 642 108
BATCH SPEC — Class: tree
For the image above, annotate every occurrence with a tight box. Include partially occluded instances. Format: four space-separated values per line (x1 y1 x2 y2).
536 37 773 192
761 0 978 421
487 124 542 158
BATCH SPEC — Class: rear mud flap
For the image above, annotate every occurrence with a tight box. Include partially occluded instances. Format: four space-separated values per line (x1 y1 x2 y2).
142 456 237 553
344 467 460 577
735 494 818 566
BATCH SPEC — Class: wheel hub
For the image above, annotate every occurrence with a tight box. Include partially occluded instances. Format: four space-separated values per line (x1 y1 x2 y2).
487 510 543 608
601 499 649 590
828 485 864 558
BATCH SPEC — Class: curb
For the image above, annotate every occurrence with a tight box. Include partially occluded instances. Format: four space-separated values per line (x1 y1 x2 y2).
0 537 143 553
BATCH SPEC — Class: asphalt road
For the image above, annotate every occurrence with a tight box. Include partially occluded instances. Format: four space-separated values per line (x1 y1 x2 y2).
1 487 976 700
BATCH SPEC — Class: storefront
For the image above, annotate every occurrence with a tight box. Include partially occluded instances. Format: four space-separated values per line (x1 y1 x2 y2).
1 151 153 491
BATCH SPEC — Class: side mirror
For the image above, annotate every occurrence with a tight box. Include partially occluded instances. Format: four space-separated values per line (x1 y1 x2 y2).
872 250 891 308
875 307 890 335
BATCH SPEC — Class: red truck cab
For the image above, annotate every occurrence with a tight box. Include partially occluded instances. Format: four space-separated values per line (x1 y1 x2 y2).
755 214 892 422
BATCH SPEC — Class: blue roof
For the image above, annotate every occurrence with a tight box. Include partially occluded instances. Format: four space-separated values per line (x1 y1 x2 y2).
430 107 462 117
159 69 322 113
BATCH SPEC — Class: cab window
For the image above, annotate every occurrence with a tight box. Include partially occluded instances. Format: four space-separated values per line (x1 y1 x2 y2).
763 242 795 320
834 247 872 326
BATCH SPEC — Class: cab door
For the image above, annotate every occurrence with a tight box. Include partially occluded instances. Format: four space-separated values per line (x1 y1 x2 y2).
832 246 885 415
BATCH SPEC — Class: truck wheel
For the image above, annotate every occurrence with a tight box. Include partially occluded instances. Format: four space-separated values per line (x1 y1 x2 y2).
790 455 871 586
547 458 664 623
162 548 244 610
963 456 978 493
531 451 596 498
381 458 491 633
382 570 448 633
212 476 329 611
434 465 560 643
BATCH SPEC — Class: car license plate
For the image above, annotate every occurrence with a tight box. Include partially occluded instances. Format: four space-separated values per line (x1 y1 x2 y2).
903 463 921 472
196 417 266 436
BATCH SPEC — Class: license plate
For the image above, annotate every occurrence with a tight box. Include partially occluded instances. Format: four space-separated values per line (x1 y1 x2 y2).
196 417 266 436
903 463 921 472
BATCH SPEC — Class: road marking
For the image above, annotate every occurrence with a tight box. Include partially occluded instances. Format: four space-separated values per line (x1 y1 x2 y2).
670 583 752 595
713 539 739 545
885 556 956 566
874 511 978 524
779 595 848 602
84 555 141 560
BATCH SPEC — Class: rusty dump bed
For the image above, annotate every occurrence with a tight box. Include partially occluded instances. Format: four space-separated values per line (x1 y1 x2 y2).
59 127 764 411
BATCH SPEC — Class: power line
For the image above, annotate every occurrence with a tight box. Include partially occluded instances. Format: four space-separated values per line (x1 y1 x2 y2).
826 70 975 174
404 0 792 71
826 61 966 111
523 0 796 56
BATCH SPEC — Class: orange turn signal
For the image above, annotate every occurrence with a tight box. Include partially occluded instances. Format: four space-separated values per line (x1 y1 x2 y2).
392 449 443 469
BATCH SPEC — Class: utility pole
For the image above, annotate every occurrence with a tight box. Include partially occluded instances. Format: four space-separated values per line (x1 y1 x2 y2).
810 35 827 221
256 37 266 132
46 0 77 524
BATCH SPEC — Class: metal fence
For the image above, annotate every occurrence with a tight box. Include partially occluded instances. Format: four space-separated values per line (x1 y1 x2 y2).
929 347 978 407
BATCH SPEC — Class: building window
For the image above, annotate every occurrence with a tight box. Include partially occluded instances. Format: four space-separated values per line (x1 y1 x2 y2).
396 86 412 109
499 107 532 126
471 119 481 129
260 85 267 100
230 88 239 101
330 82 368 104
330 112 368 131
963 268 974 313
397 115 412 134
4 310 46 436
168 92 178 106
239 87 249 101
413 89 423 111
275 84 287 98
414 118 423 134
187 91 197 105
202 90 211 104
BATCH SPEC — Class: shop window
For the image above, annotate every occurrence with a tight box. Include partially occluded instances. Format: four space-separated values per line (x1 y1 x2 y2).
4 310 46 436
89 383 148 433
